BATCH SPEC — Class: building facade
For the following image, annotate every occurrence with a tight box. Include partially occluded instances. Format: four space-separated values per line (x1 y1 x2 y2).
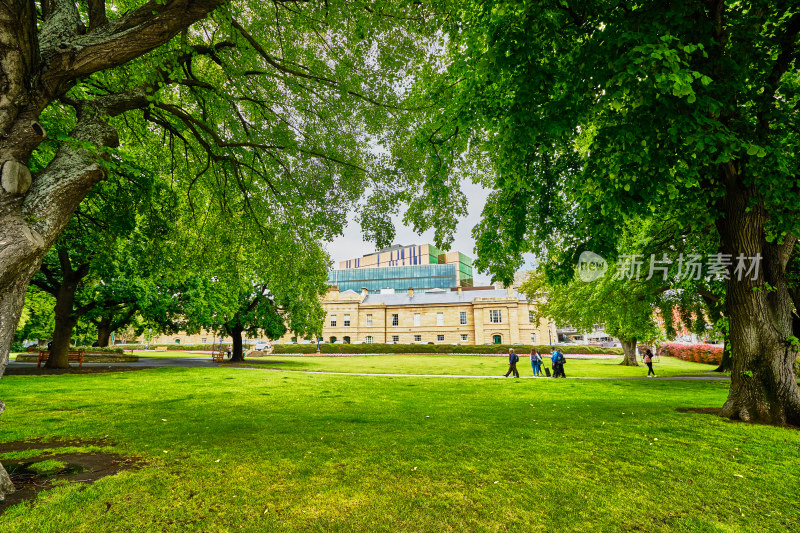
337 244 474 288
277 286 556 346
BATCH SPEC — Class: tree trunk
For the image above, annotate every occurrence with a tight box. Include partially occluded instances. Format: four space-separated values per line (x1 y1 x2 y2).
96 316 112 347
230 324 245 362
619 337 639 366
714 331 732 372
717 174 800 425
45 278 79 368
0 259 40 502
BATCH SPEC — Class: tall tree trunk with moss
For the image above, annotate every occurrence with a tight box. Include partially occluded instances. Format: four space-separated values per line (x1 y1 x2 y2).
619 338 639 366
718 177 800 425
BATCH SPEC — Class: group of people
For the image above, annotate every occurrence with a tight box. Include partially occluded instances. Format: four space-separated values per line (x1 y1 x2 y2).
503 347 566 378
504 346 657 378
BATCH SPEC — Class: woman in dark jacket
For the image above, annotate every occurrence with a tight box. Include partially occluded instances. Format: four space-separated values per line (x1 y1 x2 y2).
643 349 656 377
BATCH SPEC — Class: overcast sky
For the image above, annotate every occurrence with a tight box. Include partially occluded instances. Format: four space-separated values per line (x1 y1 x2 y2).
325 180 496 284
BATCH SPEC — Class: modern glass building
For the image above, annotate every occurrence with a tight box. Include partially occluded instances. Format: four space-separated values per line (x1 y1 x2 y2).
327 264 460 293
337 244 474 288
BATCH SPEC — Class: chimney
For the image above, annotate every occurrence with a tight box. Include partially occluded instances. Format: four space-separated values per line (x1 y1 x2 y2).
408 287 414 298
457 286 463 296
506 287 513 296
361 287 368 297
329 285 339 293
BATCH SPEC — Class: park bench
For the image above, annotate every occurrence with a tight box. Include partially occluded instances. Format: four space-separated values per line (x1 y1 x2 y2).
211 350 225 363
37 350 84 368
154 346 168 352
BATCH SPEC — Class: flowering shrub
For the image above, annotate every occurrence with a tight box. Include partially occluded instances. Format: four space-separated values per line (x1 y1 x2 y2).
657 343 723 365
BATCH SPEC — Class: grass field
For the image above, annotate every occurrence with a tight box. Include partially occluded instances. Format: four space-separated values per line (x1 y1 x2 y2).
0 364 798 532
243 354 718 378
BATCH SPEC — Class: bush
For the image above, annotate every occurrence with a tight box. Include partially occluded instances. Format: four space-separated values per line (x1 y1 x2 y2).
10 341 25 352
271 343 623 355
73 346 125 354
657 343 723 365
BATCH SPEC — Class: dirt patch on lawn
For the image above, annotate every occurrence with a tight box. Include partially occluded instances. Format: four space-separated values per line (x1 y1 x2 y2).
0 438 140 514
4 366 148 376
675 407 723 416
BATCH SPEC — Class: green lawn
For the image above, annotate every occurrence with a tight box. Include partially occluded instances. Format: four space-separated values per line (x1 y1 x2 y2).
244 354 718 378
1 366 798 532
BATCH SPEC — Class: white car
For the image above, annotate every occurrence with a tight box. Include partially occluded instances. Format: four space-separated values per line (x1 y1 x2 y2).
253 341 271 351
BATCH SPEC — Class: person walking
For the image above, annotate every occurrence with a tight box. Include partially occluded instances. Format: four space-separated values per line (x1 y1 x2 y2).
530 348 543 376
504 348 520 378
550 347 560 378
643 348 656 377
551 346 566 378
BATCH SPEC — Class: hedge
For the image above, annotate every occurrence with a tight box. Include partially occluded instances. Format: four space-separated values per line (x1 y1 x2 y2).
271 343 623 355
657 343 723 365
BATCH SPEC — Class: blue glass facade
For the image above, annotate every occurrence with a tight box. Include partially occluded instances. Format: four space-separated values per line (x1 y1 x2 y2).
327 264 459 293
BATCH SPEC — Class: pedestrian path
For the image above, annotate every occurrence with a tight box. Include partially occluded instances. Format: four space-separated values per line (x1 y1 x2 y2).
7 356 730 380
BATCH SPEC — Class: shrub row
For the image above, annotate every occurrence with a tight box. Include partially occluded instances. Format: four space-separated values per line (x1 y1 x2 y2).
657 343 723 365
271 343 623 355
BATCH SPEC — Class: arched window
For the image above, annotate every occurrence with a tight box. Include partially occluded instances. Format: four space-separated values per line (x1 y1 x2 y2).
329 336 337 343
343 336 351 344
493 334 502 345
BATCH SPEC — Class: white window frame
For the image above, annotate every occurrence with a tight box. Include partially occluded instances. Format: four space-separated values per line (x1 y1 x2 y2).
343 314 351 327
460 311 467 325
391 335 399 343
330 314 337 327
461 334 468 342
489 310 502 324
366 314 373 327
365 336 373 344
414 335 421 342
436 312 444 326
392 314 399 326
437 334 445 342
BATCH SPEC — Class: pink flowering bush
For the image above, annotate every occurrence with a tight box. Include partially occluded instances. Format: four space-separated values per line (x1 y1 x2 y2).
657 343 724 365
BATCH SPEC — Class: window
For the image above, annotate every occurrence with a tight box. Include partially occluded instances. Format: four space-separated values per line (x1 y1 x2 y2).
392 335 399 343
436 312 444 326
529 310 535 323
489 310 503 324
291 337 297 343
460 311 467 325
531 333 537 344
344 314 351 327
343 336 350 344
174 339 180 344
414 335 422 342
330 314 337 327
414 313 421 326
201 338 207 344
392 314 399 326
437 334 445 341
461 334 468 342
366 336 373 344
493 334 502 344
329 336 337 343
366 314 373 327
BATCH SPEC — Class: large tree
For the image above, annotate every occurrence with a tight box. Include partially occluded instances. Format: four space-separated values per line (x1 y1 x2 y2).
410 1 800 425
0 0 440 501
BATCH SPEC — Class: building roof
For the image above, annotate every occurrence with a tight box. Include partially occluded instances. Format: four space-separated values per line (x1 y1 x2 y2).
361 289 526 306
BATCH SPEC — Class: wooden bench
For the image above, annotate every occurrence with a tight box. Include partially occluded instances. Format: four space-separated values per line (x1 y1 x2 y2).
211 350 225 363
154 346 168 352
37 350 84 368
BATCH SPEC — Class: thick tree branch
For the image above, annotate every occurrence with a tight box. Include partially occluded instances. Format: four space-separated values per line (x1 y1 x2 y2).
40 0 226 96
87 0 108 33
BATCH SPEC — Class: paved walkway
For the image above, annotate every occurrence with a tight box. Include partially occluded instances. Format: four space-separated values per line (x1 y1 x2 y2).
6 357 730 380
